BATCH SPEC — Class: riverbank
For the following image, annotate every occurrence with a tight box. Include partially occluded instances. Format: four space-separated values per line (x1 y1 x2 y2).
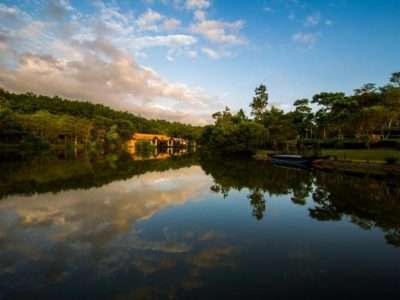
254 149 400 179
312 159 400 178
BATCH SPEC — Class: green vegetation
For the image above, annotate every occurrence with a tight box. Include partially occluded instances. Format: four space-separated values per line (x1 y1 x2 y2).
255 148 400 165
2 71 399 159
320 149 400 163
199 107 268 154
0 89 202 158
0 152 198 199
201 71 400 155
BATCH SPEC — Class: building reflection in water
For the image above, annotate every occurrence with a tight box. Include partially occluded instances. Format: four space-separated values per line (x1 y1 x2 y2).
128 145 188 161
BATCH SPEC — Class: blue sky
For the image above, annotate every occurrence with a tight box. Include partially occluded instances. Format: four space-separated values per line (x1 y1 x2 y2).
0 0 399 124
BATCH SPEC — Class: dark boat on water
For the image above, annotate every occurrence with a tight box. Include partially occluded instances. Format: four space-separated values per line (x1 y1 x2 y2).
270 154 314 167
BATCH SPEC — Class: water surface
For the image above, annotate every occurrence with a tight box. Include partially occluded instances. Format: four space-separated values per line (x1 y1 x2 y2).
1 153 400 299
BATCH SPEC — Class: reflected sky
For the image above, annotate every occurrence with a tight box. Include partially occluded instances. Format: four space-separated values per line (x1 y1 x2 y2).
1 157 400 299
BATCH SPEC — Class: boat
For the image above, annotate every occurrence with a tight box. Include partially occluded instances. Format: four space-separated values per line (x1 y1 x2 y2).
270 154 313 167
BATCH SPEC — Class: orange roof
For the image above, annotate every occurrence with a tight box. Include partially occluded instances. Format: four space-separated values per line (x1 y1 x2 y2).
132 133 171 141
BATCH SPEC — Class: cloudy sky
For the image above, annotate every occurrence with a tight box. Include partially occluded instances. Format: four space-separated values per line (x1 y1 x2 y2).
0 0 399 124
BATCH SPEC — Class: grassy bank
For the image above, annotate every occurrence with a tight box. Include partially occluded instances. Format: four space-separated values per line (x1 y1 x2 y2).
254 148 400 164
320 149 400 164
254 148 400 178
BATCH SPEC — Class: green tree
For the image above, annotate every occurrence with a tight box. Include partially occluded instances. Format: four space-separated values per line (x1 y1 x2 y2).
106 125 120 144
312 92 350 139
292 98 314 139
263 106 296 149
390 72 400 87
201 106 268 154
250 84 268 122
354 83 377 95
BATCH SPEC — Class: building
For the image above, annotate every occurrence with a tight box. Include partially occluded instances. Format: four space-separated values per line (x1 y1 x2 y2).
127 133 188 150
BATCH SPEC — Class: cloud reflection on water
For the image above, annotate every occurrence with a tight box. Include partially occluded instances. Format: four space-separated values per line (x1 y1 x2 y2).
0 165 239 297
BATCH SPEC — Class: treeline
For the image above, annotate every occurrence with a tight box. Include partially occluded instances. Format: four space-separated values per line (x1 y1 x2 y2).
0 152 199 199
0 89 203 157
201 71 400 153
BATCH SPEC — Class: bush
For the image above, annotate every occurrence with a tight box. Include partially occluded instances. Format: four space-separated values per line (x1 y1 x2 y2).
385 157 399 165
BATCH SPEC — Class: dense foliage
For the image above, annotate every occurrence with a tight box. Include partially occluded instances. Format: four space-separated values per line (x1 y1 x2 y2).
199 107 268 154
201 71 400 153
0 89 203 156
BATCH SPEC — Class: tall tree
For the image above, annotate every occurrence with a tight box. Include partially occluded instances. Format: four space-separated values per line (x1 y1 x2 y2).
390 72 400 87
292 98 314 139
312 92 349 139
354 83 377 95
250 84 268 122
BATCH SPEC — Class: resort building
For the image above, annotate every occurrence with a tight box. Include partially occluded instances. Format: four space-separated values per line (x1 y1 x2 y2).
127 133 188 149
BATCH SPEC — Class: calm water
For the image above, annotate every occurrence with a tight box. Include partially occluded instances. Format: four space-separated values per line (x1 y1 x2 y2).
1 153 400 299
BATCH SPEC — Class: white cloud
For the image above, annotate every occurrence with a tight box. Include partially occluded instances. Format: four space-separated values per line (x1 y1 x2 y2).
0 3 23 20
0 2 218 124
194 9 206 21
187 50 198 58
185 0 211 10
134 9 183 33
47 0 74 18
201 47 230 59
136 9 163 31
292 32 318 46
17 21 47 39
201 47 218 59
162 18 181 30
191 19 245 44
305 12 321 26
0 42 211 122
133 34 197 49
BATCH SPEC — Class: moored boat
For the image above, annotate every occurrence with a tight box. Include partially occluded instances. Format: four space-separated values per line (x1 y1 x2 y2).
270 154 313 167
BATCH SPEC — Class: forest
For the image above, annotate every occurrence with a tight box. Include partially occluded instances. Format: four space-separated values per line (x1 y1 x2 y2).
1 71 399 159
0 89 203 157
200 71 400 154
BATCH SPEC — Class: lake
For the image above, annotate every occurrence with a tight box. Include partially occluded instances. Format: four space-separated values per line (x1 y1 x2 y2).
1 152 400 299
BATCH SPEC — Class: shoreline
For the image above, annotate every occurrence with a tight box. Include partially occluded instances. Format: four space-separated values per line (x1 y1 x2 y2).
311 159 400 179
254 150 400 179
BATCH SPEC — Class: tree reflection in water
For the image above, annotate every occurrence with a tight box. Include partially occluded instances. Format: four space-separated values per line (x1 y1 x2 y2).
310 172 400 247
1 153 400 298
201 155 400 247
201 157 313 221
248 188 266 220
1 152 400 248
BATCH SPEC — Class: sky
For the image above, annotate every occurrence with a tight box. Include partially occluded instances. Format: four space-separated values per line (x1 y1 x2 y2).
0 0 399 124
